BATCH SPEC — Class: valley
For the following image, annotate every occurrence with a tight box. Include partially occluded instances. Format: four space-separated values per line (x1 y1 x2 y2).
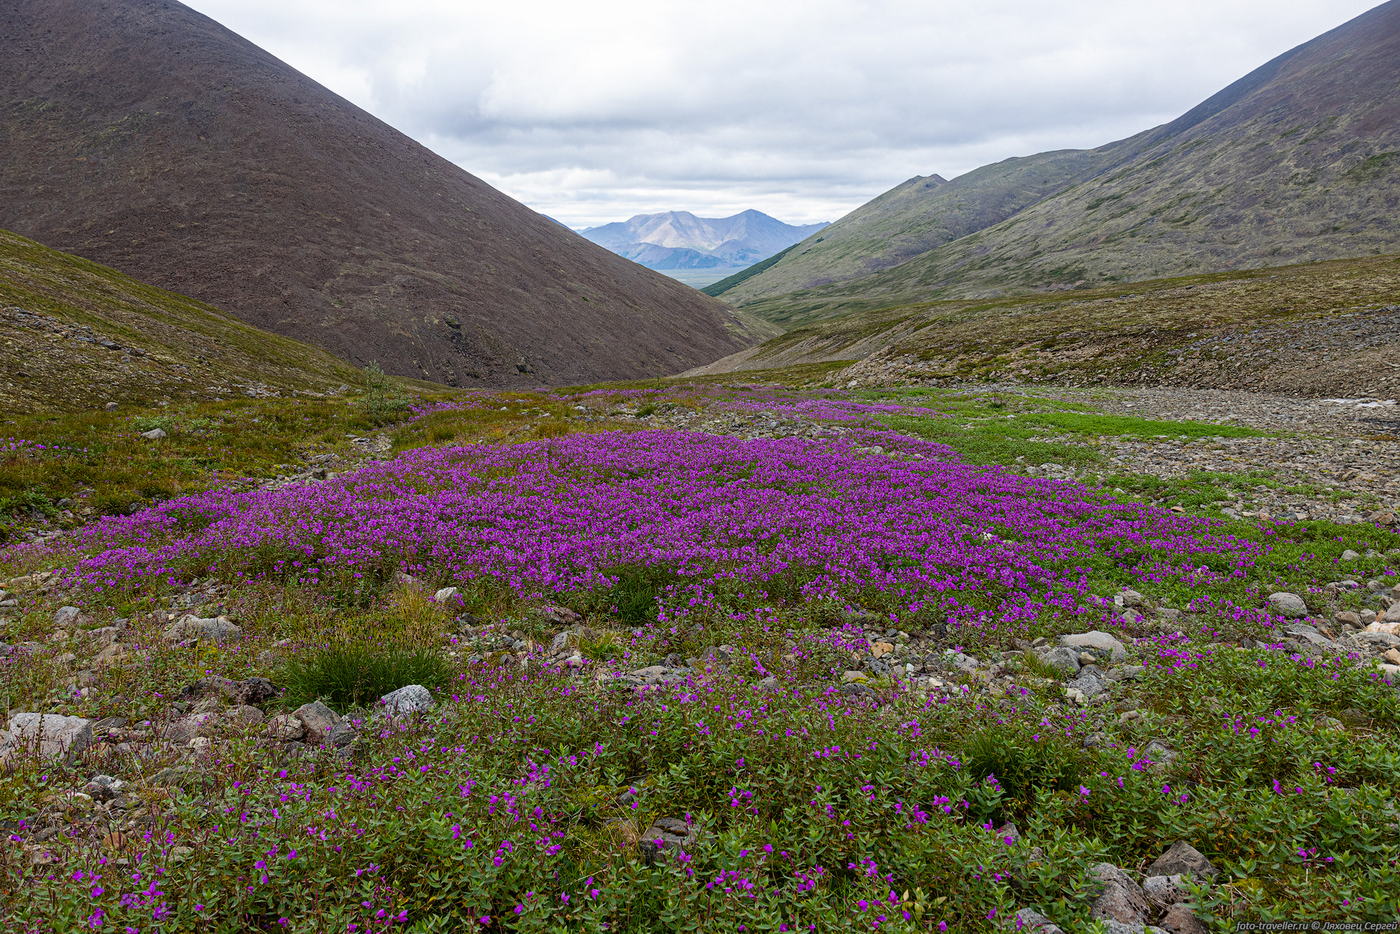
2 0 1399 931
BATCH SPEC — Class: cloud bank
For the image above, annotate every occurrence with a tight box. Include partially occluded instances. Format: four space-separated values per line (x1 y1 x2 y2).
184 0 1379 227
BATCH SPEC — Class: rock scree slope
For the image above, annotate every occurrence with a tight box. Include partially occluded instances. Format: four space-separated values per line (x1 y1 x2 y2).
0 0 763 388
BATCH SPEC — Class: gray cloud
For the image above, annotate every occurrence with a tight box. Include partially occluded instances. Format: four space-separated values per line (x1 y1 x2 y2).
184 0 1379 227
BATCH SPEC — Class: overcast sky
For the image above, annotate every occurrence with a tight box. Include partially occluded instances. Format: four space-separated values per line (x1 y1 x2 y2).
185 0 1377 229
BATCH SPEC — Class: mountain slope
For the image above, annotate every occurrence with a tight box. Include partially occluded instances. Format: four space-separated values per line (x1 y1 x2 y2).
721 0 1400 311
581 210 827 270
690 252 1400 399
0 0 761 388
0 228 364 413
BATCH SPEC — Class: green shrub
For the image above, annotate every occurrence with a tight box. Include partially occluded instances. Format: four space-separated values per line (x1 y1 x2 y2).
360 364 411 424
280 644 452 709
963 723 1086 821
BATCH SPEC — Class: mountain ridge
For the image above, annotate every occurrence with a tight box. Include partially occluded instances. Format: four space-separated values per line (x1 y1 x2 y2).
716 0 1400 310
581 210 827 272
0 0 764 388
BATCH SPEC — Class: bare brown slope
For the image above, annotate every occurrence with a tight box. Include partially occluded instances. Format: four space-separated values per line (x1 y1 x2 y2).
0 0 761 387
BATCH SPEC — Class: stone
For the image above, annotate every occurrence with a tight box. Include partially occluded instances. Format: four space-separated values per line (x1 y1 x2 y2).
1066 669 1108 703
292 701 342 745
871 641 895 658
1115 589 1147 608
1383 603 1400 623
140 428 167 440
379 684 434 716
3 713 95 762
163 615 242 643
226 705 266 726
640 816 694 863
1059 631 1128 662
1159 904 1209 934
433 586 460 602
623 665 689 687
1341 549 1361 561
1267 592 1308 619
1147 841 1218 881
1142 874 1187 909
53 606 81 627
1040 646 1082 676
1012 908 1064 933
1087 862 1150 924
266 714 305 741
82 775 125 801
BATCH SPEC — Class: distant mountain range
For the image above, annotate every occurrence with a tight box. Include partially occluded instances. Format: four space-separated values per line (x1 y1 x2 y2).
710 0 1400 315
581 210 827 277
0 0 765 388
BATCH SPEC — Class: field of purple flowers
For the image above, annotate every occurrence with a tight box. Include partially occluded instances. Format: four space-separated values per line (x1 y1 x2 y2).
2 384 1398 932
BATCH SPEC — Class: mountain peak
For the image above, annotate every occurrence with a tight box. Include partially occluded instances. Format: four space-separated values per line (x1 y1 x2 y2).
0 0 758 386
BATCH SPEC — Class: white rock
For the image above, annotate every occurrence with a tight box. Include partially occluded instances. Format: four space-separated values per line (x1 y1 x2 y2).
4 713 95 762
433 587 460 602
379 684 434 717
140 428 167 440
1267 592 1308 619
1059 630 1127 661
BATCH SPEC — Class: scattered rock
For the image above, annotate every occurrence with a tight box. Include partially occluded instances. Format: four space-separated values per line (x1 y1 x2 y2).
292 701 342 745
379 684 434 717
53 606 81 627
433 587 459 602
1060 631 1128 662
3 713 95 762
140 428 167 441
1087 862 1150 924
1267 592 1308 619
1147 841 1218 881
163 615 242 643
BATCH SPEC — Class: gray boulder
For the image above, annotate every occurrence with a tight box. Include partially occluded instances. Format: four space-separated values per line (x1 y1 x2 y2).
1267 592 1308 619
1059 631 1128 661
4 713 95 762
379 684 434 717
163 615 242 643
292 701 342 744
53 605 82 627
1147 841 1218 880
140 428 167 440
1087 862 1150 924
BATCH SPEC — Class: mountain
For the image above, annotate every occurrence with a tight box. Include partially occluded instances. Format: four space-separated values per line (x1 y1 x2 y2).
715 0 1400 312
0 0 765 389
0 228 363 413
581 210 828 272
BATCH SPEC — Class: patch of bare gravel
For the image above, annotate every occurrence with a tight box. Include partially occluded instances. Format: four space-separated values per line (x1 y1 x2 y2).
967 383 1400 526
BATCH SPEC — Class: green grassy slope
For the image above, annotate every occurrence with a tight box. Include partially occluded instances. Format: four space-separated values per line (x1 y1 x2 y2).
0 228 365 413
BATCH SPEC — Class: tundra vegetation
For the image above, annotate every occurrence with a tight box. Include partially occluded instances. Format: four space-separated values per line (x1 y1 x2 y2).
1 377 1397 933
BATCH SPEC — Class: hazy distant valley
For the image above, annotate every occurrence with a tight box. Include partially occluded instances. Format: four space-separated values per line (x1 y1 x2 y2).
580 209 828 287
